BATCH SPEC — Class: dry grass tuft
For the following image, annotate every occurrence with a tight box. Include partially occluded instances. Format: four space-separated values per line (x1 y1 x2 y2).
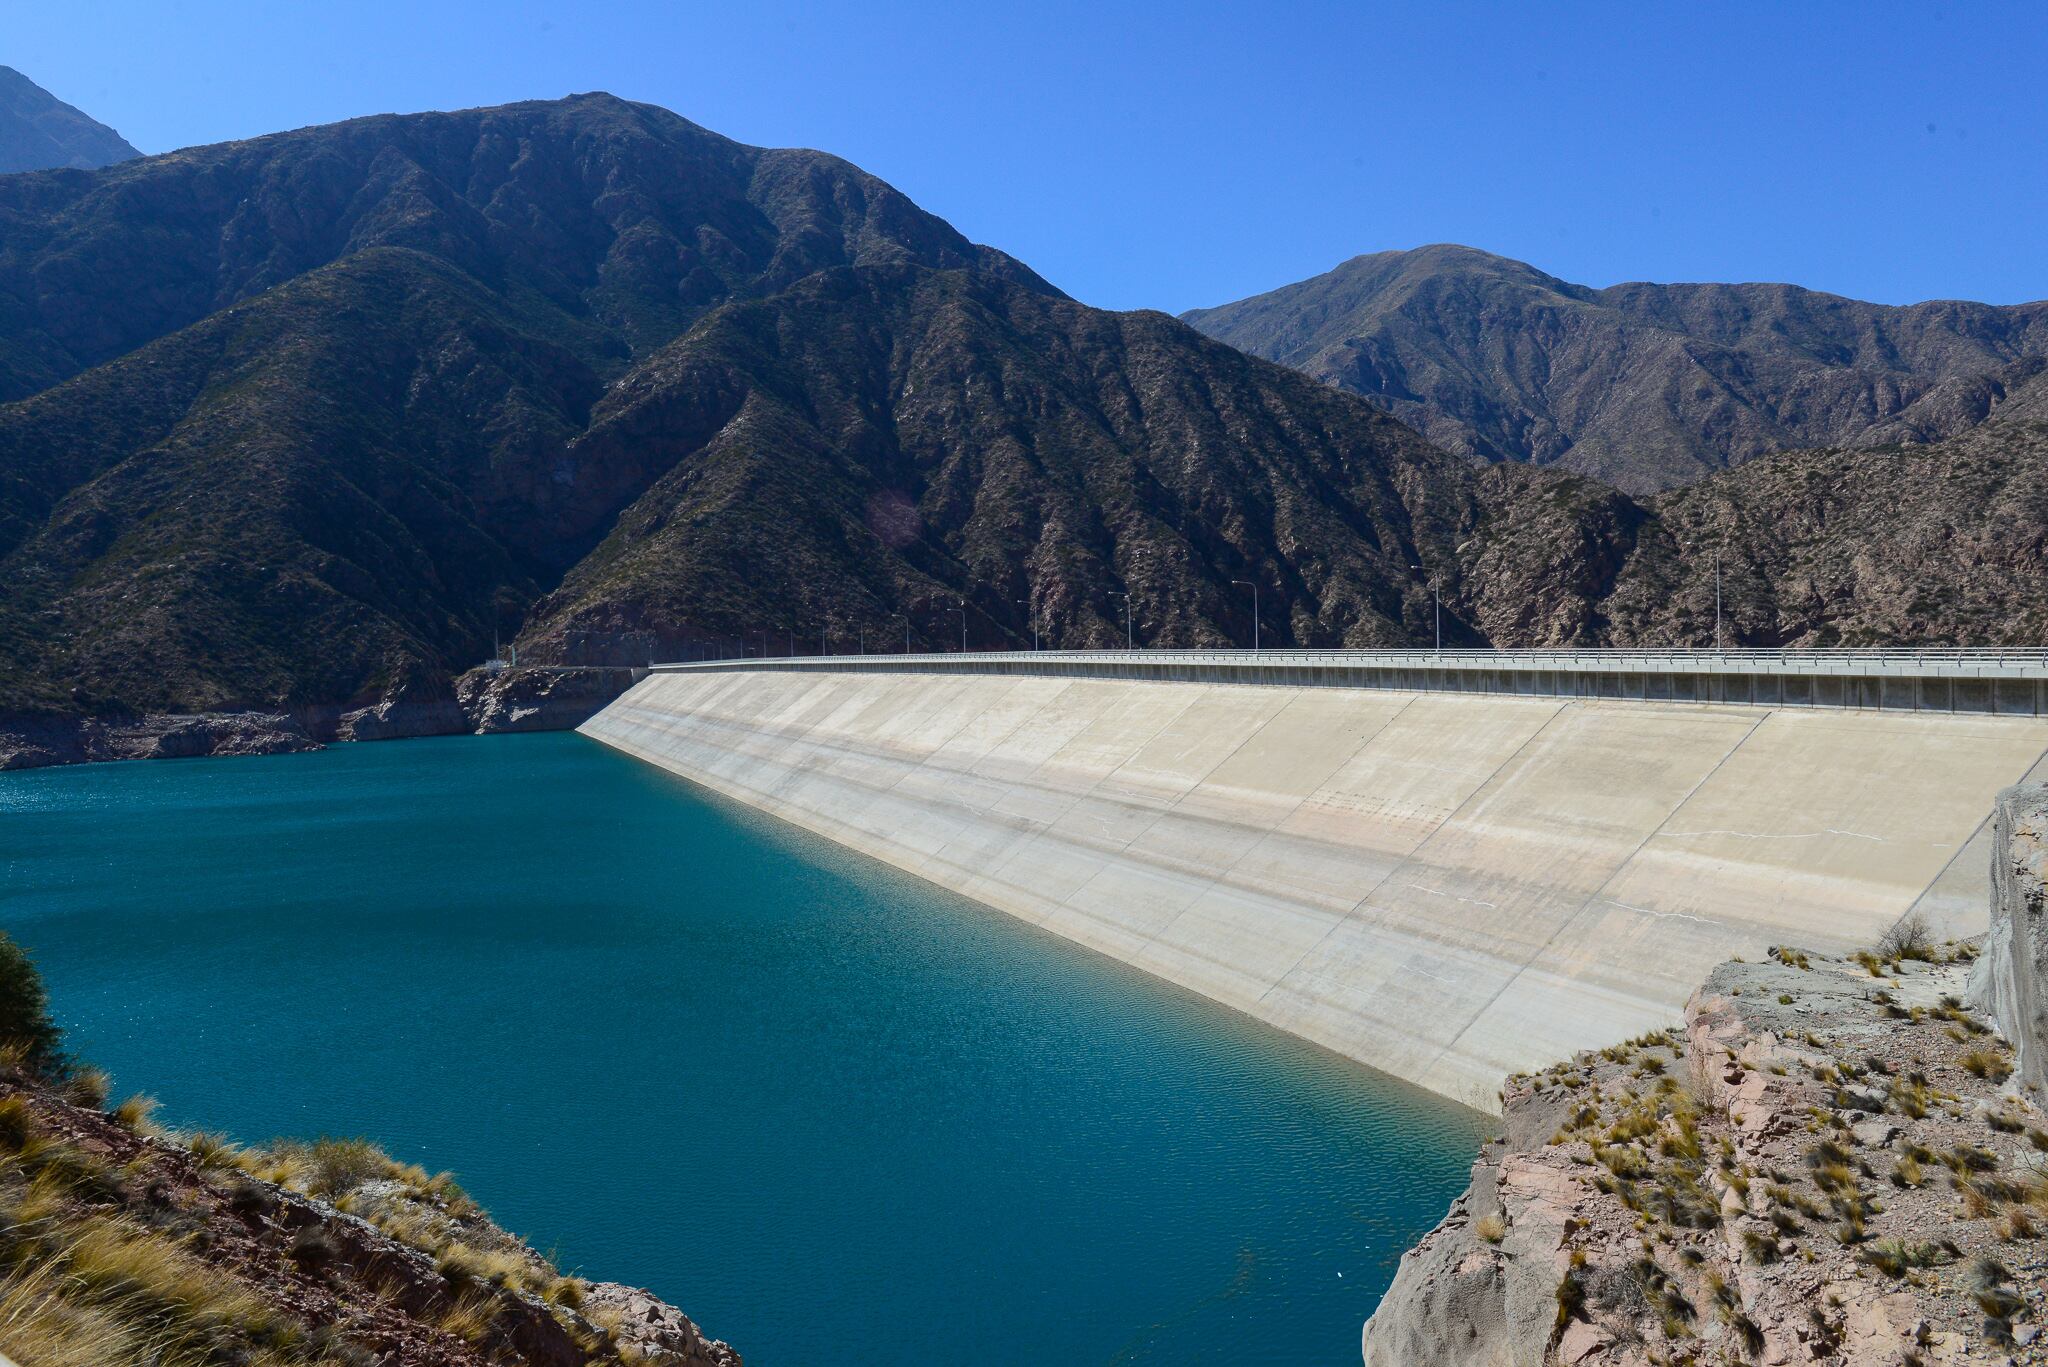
436 1287 500 1344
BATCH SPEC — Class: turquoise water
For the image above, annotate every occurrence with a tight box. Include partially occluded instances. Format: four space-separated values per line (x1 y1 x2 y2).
0 733 1483 1365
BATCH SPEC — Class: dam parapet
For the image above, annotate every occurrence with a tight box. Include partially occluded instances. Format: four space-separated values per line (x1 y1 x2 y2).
652 647 2048 716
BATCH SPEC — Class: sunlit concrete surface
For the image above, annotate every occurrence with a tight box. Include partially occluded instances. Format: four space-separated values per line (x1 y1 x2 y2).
583 664 2048 1110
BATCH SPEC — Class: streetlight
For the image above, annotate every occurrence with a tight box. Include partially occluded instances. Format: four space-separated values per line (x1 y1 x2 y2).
1681 540 1726 650
1714 548 1724 652
1017 598 1038 651
950 603 966 652
1231 579 1260 651
904 618 912 654
1109 591 1133 648
1409 566 1441 653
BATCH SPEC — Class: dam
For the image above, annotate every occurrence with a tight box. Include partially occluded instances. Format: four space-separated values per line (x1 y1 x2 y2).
581 649 2048 1109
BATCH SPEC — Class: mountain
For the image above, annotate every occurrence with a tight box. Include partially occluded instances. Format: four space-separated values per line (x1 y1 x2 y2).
1183 244 2048 493
518 262 1477 665
3 96 2044 764
0 94 1478 742
0 66 139 175
1457 362 2048 647
0 91 1053 403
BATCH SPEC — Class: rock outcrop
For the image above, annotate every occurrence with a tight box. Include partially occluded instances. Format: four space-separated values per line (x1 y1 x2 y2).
1364 945 2048 1366
457 666 643 734
0 667 637 769
582 1284 742 1367
1971 785 2048 1096
0 709 325 769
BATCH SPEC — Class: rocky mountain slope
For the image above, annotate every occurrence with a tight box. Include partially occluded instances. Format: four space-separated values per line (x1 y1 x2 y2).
0 66 138 176
1183 245 2048 493
1454 364 2048 649
0 93 1498 762
518 260 1481 666
1364 944 2047 1366
0 929 738 1366
0 91 1049 404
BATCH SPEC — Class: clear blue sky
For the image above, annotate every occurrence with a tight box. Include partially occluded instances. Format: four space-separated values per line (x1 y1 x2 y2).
12 1 2046 312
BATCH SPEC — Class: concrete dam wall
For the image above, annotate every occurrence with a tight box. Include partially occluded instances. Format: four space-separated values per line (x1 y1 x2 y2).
581 661 2048 1109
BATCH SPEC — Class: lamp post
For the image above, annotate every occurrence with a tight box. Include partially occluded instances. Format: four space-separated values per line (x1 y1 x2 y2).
1232 579 1260 651
1109 591 1133 648
1017 598 1038 651
951 604 966 653
1680 540 1727 650
1714 549 1723 652
904 618 911 654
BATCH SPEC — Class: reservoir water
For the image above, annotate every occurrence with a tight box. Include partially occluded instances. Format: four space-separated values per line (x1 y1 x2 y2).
0 732 1485 1365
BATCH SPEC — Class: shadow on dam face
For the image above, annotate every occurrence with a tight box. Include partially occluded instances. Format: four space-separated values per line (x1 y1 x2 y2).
581 668 2048 1111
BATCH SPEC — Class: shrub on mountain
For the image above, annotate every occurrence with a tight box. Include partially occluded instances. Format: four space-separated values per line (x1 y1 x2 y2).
0 930 64 1078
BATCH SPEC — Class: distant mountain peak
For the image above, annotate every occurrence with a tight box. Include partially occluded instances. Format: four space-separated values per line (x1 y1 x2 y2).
0 66 140 175
1183 245 2048 492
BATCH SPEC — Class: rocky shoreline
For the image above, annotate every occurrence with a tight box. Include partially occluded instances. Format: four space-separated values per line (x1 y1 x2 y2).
1363 786 2048 1366
0 666 643 771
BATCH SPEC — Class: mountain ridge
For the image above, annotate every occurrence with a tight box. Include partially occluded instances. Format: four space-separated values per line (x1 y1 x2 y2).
0 66 139 176
0 90 1057 401
1183 244 2048 492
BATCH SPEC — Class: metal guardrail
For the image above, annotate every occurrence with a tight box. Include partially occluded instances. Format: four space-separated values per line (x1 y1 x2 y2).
653 647 2048 677
645 647 2048 716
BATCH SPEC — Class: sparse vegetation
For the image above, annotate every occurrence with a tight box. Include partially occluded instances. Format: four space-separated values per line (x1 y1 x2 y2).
1860 1237 1948 1276
1874 911 1934 965
1446 940 2048 1366
0 932 66 1078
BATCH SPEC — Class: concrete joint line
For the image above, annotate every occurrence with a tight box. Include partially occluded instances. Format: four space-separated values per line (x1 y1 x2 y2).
1254 698 1573 1010
1023 689 1239 916
925 683 1211 893
1426 709 1773 1076
1898 739 2048 933
1144 693 1425 953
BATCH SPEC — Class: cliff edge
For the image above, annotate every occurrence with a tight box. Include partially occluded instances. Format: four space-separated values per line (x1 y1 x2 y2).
1364 939 2048 1364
